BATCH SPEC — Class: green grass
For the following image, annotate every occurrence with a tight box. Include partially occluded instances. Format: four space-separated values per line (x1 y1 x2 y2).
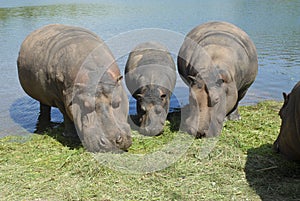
1 101 300 201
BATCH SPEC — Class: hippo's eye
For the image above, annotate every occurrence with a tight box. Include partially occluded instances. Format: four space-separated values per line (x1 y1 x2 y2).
216 79 224 87
112 101 120 109
197 83 203 89
160 94 167 100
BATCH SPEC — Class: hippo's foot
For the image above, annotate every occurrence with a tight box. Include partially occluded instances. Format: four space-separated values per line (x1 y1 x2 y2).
35 120 51 133
225 108 241 121
62 114 78 138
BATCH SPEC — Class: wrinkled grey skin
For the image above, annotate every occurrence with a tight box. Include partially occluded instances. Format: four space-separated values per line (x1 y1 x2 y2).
125 42 176 136
17 24 132 152
177 21 258 138
273 82 300 161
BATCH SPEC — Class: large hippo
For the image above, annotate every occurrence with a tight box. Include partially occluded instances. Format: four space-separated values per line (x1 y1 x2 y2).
274 82 300 161
125 42 176 136
177 21 258 137
17 24 132 152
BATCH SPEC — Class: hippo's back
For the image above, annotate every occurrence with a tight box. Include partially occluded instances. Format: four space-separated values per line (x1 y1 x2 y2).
187 22 258 86
186 21 257 62
178 21 258 99
125 42 176 96
17 24 103 107
125 42 175 73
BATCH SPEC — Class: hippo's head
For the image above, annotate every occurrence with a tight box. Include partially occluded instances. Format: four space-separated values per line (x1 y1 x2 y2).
273 92 290 153
182 69 235 138
134 85 170 136
69 64 132 153
273 84 300 161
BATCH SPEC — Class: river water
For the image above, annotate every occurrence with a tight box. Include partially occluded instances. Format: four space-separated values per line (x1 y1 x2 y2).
0 0 299 136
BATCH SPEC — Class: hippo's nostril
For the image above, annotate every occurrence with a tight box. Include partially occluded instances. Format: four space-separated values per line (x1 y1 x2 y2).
100 137 107 146
116 135 123 144
196 131 206 138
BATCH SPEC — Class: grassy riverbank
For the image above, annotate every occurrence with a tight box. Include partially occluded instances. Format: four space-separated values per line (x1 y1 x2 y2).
1 101 300 200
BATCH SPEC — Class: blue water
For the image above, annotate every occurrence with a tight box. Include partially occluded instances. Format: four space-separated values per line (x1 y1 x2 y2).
0 0 299 136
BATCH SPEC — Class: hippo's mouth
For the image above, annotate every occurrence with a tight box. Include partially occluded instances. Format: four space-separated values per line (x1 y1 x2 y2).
139 126 164 136
181 124 207 138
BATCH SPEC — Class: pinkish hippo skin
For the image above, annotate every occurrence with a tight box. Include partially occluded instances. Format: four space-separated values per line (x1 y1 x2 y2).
17 24 132 152
177 21 258 138
125 42 176 136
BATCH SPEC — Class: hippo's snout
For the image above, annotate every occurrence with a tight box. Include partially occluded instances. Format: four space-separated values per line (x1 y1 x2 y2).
79 117 132 153
139 125 164 136
137 105 167 136
181 122 207 138
196 130 209 138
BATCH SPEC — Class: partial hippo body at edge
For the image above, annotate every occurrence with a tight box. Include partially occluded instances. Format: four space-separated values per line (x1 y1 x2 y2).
17 24 132 152
177 21 258 138
274 81 300 161
125 42 176 136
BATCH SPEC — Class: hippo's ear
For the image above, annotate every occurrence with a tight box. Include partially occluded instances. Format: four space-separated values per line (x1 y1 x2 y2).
279 92 289 117
282 92 287 100
188 75 198 85
135 93 144 102
188 75 204 89
282 92 289 106
117 75 123 82
188 75 196 81
158 88 168 100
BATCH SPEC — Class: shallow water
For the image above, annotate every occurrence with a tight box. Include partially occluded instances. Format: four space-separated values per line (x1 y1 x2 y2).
0 0 299 136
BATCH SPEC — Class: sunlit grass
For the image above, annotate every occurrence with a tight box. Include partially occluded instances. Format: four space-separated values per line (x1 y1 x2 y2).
1 101 299 200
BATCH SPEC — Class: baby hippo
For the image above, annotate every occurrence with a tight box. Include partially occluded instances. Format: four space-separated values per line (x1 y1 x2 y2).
125 42 176 136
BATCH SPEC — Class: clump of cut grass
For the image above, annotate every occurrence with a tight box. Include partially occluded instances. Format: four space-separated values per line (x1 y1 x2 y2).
0 101 299 200
128 121 179 154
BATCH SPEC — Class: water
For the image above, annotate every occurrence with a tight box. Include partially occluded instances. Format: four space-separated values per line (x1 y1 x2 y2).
0 0 299 136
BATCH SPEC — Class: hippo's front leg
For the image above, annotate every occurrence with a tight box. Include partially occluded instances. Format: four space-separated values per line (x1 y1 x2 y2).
62 113 77 138
35 103 51 133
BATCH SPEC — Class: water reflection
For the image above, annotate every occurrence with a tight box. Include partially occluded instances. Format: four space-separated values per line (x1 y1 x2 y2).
9 96 63 133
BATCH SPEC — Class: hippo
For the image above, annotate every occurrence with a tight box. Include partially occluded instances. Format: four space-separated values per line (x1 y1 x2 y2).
177 21 258 137
274 82 300 161
17 24 132 152
125 42 176 136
